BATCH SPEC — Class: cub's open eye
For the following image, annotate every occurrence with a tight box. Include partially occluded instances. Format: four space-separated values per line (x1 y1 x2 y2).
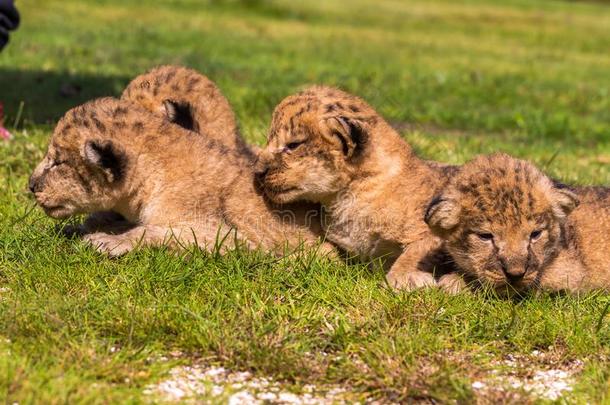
530 229 543 241
285 141 305 151
476 232 494 242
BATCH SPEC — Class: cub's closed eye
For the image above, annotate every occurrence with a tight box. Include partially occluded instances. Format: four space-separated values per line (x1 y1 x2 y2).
530 230 543 240
476 233 494 242
285 141 304 151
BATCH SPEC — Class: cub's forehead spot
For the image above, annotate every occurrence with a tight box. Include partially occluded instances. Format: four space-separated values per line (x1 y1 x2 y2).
274 97 319 122
454 167 553 225
48 142 75 162
271 106 319 143
51 128 82 151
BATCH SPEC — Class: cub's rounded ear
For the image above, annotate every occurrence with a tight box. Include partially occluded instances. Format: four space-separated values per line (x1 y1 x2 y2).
162 99 195 131
83 140 126 183
321 116 367 159
551 187 579 218
424 196 461 237
162 100 178 122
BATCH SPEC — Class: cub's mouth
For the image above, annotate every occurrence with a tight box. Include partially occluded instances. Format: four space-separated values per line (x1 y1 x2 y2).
477 272 535 297
493 279 535 297
41 204 73 219
264 185 301 203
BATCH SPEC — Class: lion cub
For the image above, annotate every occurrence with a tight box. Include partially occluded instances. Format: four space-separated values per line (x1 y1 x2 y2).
64 65 252 236
255 86 458 290
121 65 253 159
425 153 610 294
29 98 329 257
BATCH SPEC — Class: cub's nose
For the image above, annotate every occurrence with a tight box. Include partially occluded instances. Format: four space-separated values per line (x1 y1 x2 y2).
499 258 526 283
253 154 270 184
28 175 42 194
254 166 269 185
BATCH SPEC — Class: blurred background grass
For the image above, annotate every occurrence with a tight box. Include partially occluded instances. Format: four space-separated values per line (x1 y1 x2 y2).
1 0 609 142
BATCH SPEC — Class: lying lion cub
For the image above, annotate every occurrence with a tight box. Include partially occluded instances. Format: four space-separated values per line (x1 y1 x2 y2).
121 65 254 159
255 86 458 290
63 65 254 237
425 153 610 294
29 98 331 257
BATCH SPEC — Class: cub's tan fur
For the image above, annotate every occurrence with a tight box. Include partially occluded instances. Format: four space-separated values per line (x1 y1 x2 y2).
121 65 253 159
121 65 325 243
425 153 610 294
68 65 255 237
77 66 324 250
29 98 332 257
255 86 458 290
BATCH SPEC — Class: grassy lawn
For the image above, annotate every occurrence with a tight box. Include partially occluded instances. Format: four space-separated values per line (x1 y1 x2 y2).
2 0 610 402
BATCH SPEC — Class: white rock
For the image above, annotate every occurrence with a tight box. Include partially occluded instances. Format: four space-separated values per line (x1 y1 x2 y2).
471 381 486 389
228 390 258 405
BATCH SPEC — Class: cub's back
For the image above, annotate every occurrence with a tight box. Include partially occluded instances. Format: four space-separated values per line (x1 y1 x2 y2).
566 187 610 275
121 65 252 159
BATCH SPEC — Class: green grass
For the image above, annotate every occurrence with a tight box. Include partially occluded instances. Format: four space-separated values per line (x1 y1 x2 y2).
2 0 610 402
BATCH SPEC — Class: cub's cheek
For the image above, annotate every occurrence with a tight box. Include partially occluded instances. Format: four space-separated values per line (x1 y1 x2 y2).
263 170 289 188
460 237 494 257
532 235 553 253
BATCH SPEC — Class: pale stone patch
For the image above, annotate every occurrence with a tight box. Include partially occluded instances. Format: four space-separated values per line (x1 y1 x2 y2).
0 287 11 302
471 352 583 401
143 364 351 404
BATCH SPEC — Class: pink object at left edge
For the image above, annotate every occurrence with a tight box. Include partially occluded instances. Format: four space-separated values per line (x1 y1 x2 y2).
0 127 11 140
0 102 12 140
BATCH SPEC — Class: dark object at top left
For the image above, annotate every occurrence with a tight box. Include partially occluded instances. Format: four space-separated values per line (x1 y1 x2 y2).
0 0 20 51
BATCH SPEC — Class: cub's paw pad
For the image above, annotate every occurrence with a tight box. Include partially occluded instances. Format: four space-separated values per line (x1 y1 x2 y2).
438 273 468 295
83 233 133 257
387 271 436 291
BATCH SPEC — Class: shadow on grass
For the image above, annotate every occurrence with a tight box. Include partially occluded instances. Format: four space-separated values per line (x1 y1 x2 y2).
0 68 131 126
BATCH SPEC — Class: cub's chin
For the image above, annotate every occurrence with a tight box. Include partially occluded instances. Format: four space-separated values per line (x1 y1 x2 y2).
42 204 76 219
270 189 304 204
495 283 531 294
265 187 303 204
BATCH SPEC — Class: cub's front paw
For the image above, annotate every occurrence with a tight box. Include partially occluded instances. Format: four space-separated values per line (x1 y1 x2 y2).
386 270 436 291
438 273 468 294
59 223 87 238
83 232 134 257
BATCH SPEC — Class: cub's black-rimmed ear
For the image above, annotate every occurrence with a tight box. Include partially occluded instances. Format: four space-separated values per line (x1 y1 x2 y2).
162 100 177 121
83 140 126 183
162 99 195 131
322 116 367 159
551 187 579 219
424 195 461 237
